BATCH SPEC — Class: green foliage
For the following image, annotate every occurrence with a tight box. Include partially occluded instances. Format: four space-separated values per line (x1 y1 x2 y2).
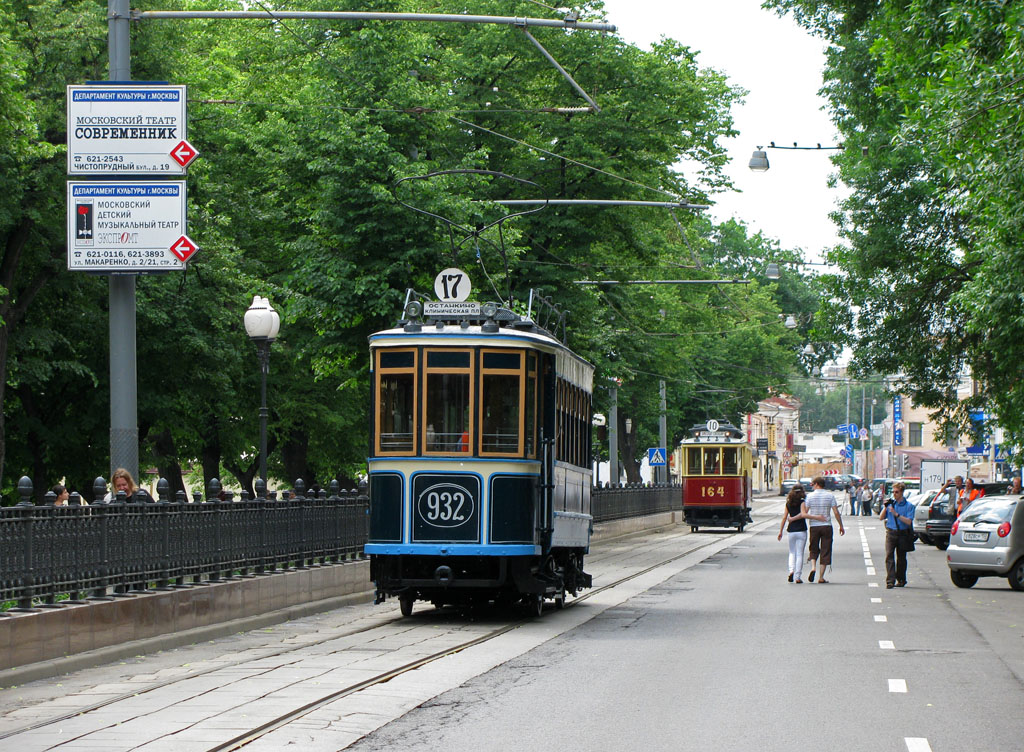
767 0 1024 458
0 0 820 497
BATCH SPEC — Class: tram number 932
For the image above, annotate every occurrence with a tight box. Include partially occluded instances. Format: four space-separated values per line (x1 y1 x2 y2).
417 484 475 528
700 485 727 498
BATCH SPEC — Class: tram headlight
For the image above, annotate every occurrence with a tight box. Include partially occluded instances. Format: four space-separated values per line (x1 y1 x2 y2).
404 300 423 319
481 302 498 318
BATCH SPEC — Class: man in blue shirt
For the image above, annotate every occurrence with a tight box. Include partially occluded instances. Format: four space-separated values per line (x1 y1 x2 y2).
880 481 916 588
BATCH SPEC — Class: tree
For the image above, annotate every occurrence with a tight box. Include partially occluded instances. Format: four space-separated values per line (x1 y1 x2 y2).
1 0 816 500
767 0 1024 456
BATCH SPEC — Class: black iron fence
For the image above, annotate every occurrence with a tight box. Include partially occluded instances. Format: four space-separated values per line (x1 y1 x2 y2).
2 477 677 612
592 482 680 523
1 476 368 612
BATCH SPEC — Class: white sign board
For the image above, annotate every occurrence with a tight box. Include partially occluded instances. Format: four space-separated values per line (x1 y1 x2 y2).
67 182 191 271
423 301 480 317
67 85 188 175
434 268 471 302
919 459 970 493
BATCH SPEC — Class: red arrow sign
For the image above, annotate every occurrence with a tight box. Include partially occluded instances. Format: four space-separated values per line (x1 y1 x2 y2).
170 235 199 262
169 139 199 168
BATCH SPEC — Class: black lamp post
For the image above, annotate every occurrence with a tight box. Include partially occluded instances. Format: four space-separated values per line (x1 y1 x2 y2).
244 295 281 484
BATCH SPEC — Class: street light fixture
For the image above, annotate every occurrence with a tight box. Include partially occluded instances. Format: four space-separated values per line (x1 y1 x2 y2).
748 142 844 172
244 295 281 484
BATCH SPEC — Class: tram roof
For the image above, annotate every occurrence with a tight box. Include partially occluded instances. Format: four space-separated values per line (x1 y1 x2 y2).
369 313 594 390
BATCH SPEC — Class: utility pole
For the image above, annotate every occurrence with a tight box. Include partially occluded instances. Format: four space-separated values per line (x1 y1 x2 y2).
107 0 139 481
659 380 667 484
609 385 619 486
845 379 851 475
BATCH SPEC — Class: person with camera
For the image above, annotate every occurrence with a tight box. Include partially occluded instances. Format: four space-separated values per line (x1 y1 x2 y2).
880 481 916 589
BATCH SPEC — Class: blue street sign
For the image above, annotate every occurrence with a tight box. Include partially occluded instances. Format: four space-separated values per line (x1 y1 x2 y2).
837 423 849 434
847 423 859 438
845 444 853 453
648 447 667 466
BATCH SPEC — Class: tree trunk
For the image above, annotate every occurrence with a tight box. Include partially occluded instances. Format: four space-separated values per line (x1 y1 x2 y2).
620 411 643 484
151 428 186 499
0 219 36 496
200 425 221 500
281 429 316 490
14 386 48 502
0 326 8 499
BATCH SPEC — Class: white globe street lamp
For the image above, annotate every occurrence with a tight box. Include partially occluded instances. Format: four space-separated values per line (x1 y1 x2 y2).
244 295 281 485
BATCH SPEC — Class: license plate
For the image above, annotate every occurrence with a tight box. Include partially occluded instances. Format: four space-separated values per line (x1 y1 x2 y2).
963 531 989 542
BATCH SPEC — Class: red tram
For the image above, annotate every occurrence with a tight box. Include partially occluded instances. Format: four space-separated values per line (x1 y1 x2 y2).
679 421 753 532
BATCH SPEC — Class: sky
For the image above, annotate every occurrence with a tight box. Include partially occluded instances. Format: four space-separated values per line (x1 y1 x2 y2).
598 0 846 263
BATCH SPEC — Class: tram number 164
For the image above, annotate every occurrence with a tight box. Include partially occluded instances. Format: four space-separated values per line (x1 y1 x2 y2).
417 484 474 528
700 485 726 498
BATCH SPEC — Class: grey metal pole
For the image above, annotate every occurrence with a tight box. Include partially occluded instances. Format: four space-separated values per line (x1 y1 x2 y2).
136 10 616 31
258 342 270 484
860 384 865 476
659 380 667 485
609 386 618 486
108 0 138 480
870 400 875 481
845 379 851 475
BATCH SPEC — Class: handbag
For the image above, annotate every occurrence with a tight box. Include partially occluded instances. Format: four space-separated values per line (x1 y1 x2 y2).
892 502 916 552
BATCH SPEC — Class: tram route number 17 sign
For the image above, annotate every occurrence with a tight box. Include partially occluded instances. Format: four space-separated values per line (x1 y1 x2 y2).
67 182 197 271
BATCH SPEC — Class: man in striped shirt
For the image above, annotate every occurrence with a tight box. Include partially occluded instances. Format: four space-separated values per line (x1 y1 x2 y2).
805 476 845 583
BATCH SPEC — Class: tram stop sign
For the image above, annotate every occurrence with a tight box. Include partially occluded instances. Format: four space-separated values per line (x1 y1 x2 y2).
648 447 667 467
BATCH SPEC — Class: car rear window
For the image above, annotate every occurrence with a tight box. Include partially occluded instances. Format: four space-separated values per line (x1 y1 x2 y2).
961 499 1017 524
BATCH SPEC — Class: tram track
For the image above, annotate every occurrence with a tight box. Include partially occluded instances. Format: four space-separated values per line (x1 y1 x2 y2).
207 522 775 752
0 516 776 749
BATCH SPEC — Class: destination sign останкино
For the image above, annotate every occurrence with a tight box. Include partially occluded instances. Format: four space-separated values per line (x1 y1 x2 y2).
67 182 192 272
67 84 189 176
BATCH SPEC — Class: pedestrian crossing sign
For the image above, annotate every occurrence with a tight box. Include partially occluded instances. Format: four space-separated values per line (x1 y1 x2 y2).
648 447 667 466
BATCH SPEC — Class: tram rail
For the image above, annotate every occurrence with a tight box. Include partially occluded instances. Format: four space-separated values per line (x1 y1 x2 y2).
0 514 777 749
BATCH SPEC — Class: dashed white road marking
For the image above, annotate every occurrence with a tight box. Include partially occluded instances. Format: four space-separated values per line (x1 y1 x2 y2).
879 640 895 649
867 567 876 575
905 738 932 752
871 598 882 603
869 582 879 588
874 615 888 622
889 679 908 693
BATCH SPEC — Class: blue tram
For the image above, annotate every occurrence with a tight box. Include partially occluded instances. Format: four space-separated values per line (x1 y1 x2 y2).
365 293 594 615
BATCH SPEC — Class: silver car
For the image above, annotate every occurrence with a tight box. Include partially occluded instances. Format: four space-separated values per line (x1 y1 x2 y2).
946 494 1024 590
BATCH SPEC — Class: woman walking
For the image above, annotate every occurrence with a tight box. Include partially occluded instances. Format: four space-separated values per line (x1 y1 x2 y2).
778 486 824 583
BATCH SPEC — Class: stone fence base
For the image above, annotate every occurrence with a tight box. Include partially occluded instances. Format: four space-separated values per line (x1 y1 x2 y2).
2 512 682 685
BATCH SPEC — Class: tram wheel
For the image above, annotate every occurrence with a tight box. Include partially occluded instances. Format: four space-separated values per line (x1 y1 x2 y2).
737 523 745 533
530 594 544 617
399 594 414 617
554 590 566 610
691 525 698 533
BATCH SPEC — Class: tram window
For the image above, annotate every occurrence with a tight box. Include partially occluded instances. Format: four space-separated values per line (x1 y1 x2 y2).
428 351 470 369
722 447 739 475
378 373 415 452
702 448 721 474
524 353 537 457
379 350 414 369
484 352 521 370
481 350 523 455
423 349 472 454
686 448 701 475
375 348 417 455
